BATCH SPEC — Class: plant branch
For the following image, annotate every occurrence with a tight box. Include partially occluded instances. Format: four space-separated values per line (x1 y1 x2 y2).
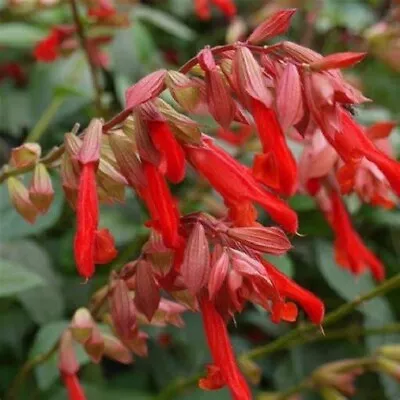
246 272 400 360
25 97 65 143
68 0 104 116
156 273 400 399
5 340 60 400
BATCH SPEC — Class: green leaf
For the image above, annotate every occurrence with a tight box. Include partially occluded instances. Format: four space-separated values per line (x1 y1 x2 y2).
0 176 64 241
315 240 387 320
31 321 90 390
0 85 33 136
264 255 293 278
0 24 46 49
178 388 231 399
0 240 65 323
364 301 400 400
50 384 151 400
134 5 196 41
0 258 45 297
0 307 35 357
289 195 316 212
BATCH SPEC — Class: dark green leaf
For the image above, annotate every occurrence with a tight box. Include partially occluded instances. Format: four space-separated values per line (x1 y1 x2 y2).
0 258 45 297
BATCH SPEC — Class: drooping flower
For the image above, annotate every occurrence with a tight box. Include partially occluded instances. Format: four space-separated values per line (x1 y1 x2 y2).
140 161 182 249
147 120 186 183
199 296 252 400
251 98 298 196
33 26 75 62
73 119 117 279
194 0 236 20
61 372 87 400
74 162 99 279
184 136 298 233
324 190 385 281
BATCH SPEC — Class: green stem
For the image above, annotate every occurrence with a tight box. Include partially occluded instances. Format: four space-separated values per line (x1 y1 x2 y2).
25 97 64 143
246 273 400 360
68 0 104 116
156 273 400 400
276 379 313 400
5 340 59 400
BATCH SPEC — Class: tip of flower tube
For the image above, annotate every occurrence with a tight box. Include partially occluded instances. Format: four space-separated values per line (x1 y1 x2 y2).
81 277 90 285
319 325 325 336
295 230 306 237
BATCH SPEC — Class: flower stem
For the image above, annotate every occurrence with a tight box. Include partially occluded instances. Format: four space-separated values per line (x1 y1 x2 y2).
5 340 60 400
25 97 64 143
68 0 104 117
156 273 400 399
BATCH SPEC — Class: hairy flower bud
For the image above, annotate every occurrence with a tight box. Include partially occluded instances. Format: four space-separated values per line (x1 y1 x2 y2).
70 308 95 344
134 260 160 322
180 222 210 295
10 143 41 168
78 118 103 165
247 9 296 44
29 163 54 214
7 177 38 224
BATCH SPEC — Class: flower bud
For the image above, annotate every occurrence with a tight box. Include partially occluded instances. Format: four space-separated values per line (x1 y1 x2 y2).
309 52 366 72
10 143 41 168
110 279 137 341
247 9 296 44
78 118 103 165
7 177 38 223
180 222 210 295
70 308 95 344
238 356 261 384
165 71 201 112
226 17 247 44
108 132 146 188
103 334 133 364
64 131 82 160
320 387 347 400
378 345 400 362
134 260 160 322
84 324 104 363
58 330 79 375
125 69 167 110
227 226 292 255
155 98 201 144
29 163 54 214
376 357 400 381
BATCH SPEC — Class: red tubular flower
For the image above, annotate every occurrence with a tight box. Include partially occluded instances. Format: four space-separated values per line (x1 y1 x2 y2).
94 228 118 264
194 0 211 20
34 32 60 62
88 0 116 20
141 162 182 249
262 259 325 324
0 62 26 86
74 163 99 279
326 190 385 281
148 120 186 183
199 297 251 399
211 0 236 18
34 26 76 62
61 372 87 400
251 99 298 196
184 137 298 233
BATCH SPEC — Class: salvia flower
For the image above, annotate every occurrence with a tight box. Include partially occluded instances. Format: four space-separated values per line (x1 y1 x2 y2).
200 296 252 399
324 190 385 281
194 0 236 20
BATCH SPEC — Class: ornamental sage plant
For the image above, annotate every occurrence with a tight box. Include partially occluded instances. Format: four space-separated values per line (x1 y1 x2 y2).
3 9 400 400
